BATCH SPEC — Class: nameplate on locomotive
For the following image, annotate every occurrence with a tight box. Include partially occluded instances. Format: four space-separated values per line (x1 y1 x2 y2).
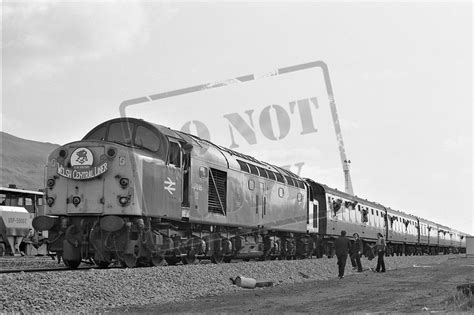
54 147 109 180
56 160 108 180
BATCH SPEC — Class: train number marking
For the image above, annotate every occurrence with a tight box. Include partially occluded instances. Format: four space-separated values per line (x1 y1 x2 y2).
192 183 203 192
164 177 176 195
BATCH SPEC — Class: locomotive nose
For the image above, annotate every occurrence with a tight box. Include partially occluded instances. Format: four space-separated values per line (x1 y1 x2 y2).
45 143 118 215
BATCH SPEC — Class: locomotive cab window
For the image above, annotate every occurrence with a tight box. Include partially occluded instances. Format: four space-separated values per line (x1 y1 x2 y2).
135 126 161 152
168 141 181 167
85 125 107 141
108 121 134 145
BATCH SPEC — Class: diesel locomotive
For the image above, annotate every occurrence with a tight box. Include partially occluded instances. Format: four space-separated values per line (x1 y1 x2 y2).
33 118 467 269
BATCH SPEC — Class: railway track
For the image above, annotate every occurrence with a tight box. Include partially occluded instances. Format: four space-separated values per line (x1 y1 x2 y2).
0 256 215 274
0 266 97 274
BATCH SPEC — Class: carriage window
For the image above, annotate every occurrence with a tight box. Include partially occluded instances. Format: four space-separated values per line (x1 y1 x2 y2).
37 197 43 206
108 122 134 145
275 173 284 183
248 164 259 175
85 125 107 140
25 197 33 206
135 126 160 152
267 171 276 181
285 176 295 186
237 160 249 173
257 167 268 178
0 193 5 205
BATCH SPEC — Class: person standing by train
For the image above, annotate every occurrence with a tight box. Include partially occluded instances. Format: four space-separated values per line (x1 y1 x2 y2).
375 232 386 272
351 233 363 272
335 230 351 279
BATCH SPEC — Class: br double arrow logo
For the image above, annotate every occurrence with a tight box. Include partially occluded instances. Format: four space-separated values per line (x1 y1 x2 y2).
164 177 176 195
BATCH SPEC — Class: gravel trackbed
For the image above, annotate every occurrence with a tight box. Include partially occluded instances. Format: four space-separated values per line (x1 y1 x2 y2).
0 254 466 313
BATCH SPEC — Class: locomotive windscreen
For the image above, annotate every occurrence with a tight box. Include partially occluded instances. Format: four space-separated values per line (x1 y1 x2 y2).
83 118 168 160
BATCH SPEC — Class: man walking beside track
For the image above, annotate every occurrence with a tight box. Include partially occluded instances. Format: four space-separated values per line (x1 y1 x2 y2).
335 230 351 279
351 233 363 272
375 232 386 272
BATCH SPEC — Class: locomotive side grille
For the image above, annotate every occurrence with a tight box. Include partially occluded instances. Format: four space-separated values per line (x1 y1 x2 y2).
208 168 227 215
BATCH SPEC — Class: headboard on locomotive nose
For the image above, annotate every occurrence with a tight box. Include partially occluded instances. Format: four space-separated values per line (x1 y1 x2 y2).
82 117 170 162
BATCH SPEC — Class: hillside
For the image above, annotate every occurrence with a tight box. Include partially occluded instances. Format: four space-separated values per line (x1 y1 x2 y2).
0 132 59 190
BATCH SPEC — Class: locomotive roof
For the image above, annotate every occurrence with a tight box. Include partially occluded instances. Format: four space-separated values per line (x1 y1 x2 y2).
87 118 303 182
144 121 301 181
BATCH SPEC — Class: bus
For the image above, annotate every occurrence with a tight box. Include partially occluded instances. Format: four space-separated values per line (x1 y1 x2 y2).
0 184 47 256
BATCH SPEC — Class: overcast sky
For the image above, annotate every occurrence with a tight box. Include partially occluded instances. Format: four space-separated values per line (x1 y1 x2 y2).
2 1 472 235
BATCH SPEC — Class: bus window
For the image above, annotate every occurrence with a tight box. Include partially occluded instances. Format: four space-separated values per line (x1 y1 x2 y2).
25 197 33 206
0 193 5 205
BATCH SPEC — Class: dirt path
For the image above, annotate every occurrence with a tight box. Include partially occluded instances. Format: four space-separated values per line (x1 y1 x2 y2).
114 256 474 313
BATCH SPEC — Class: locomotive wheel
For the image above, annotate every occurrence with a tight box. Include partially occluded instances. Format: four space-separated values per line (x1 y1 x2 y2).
165 256 180 266
166 249 181 266
182 250 197 265
63 259 81 269
96 260 111 269
151 253 165 266
122 254 137 268
259 251 272 261
211 251 224 264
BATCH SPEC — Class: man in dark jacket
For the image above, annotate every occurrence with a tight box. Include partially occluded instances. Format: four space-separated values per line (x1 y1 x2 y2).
334 230 351 279
375 232 386 272
351 233 363 272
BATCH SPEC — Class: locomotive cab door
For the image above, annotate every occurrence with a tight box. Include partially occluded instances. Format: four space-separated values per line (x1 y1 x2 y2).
141 140 183 219
165 140 185 214
181 143 192 208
